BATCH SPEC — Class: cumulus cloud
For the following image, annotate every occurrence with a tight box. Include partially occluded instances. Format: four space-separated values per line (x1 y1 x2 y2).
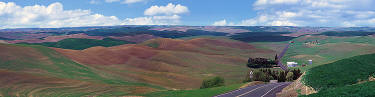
212 19 235 26
131 3 189 25
144 3 189 16
122 15 181 25
104 0 144 4
0 2 122 28
212 20 228 26
214 0 375 27
0 2 188 28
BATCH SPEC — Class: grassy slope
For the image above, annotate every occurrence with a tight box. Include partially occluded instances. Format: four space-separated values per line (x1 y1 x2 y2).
300 81 375 97
303 53 375 91
20 38 134 50
251 36 375 71
249 36 375 96
0 44 163 96
280 36 375 71
141 83 244 97
301 53 375 97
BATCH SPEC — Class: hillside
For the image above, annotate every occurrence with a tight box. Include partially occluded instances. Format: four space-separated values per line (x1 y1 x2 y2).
53 38 275 89
301 53 375 96
0 43 162 96
20 38 135 50
6 33 104 44
278 35 375 71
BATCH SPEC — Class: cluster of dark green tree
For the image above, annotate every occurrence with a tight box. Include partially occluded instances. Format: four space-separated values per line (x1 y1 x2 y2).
319 31 375 37
230 32 296 42
247 55 279 68
200 76 225 89
20 38 134 50
243 69 302 82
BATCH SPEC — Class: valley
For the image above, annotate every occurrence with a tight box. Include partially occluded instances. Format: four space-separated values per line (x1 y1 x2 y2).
1 26 375 96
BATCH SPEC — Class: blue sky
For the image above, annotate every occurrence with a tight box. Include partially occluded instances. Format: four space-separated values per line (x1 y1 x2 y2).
1 0 375 28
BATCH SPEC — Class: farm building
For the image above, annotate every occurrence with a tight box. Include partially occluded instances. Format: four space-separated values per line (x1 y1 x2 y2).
287 62 298 67
308 60 313 65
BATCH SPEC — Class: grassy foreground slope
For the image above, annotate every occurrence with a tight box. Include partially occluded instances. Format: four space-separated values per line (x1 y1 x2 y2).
301 53 375 97
141 83 244 97
0 43 162 96
301 81 375 97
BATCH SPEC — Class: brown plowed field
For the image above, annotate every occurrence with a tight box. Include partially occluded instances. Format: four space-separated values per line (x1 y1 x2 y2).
53 38 275 89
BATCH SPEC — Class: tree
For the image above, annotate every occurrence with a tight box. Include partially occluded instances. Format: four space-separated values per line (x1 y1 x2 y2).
277 71 287 82
275 54 279 64
291 69 302 80
253 70 273 82
286 72 294 81
247 58 275 68
200 76 225 89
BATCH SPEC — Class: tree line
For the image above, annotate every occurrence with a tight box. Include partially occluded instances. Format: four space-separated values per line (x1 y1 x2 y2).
247 54 279 68
243 68 302 82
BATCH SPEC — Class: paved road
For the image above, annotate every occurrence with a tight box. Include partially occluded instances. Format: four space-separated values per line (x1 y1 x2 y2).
277 43 290 71
214 82 291 97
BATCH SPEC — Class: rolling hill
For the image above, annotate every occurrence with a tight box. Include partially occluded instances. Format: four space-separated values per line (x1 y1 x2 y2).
0 37 276 96
301 53 375 97
53 38 275 89
19 38 135 50
0 43 163 96
278 35 375 71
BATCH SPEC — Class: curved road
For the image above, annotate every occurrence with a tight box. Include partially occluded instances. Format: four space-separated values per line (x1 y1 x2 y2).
214 82 291 97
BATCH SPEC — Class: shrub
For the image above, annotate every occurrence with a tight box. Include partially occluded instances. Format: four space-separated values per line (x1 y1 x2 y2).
243 71 253 83
253 70 273 82
291 69 302 80
200 76 225 89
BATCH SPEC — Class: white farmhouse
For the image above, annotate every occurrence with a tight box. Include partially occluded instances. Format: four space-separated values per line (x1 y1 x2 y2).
287 62 298 67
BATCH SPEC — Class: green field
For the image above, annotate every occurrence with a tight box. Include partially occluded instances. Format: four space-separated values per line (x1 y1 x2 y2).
279 36 375 71
249 35 375 96
303 53 375 90
300 53 375 96
300 81 375 97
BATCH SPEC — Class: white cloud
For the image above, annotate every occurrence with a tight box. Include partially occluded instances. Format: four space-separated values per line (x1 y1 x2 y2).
255 0 299 6
90 0 101 4
123 0 144 4
0 2 188 28
0 2 122 28
144 3 189 16
215 0 375 27
212 20 228 26
122 15 181 25
104 0 144 4
105 0 120 3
